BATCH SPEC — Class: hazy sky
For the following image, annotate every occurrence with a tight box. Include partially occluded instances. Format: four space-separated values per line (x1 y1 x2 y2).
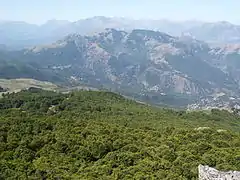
0 0 239 24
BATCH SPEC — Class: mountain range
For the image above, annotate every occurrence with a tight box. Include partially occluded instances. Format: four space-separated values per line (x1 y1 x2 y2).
2 17 240 49
1 27 240 108
2 16 240 180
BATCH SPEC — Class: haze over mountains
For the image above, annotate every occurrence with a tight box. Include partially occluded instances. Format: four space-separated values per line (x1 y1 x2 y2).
2 17 240 49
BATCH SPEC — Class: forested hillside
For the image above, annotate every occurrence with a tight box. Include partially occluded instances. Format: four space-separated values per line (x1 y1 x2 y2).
0 52 64 83
0 89 239 179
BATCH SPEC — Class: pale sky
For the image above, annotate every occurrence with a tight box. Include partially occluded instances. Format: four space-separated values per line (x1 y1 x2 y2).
0 0 239 24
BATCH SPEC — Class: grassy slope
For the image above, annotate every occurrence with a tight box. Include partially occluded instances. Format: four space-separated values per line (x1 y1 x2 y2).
0 78 58 95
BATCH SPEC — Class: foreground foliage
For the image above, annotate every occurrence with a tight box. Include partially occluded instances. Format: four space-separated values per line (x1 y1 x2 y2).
0 89 239 179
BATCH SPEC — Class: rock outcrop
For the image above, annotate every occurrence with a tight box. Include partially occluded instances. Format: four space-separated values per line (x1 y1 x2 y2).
198 165 240 180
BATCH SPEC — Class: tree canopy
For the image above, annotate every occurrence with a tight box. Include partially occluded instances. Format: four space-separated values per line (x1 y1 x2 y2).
0 90 239 179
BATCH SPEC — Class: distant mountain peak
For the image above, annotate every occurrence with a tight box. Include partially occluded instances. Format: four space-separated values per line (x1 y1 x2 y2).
2 17 240 49
43 19 70 25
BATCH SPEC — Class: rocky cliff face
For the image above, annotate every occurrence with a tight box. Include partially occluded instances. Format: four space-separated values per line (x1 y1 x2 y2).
199 165 240 180
209 44 240 86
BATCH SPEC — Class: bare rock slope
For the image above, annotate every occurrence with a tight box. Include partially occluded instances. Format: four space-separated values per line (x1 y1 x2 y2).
199 165 240 180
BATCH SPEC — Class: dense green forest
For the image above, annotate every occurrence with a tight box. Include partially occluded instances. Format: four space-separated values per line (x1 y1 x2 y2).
0 89 240 179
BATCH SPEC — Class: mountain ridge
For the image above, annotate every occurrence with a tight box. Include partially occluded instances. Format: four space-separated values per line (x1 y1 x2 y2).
1 28 240 108
2 17 240 49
